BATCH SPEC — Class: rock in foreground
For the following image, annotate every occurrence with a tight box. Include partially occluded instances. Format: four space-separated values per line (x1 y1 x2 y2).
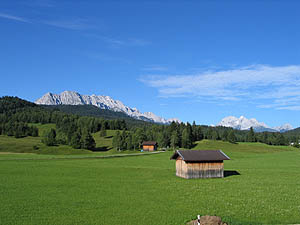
187 215 227 225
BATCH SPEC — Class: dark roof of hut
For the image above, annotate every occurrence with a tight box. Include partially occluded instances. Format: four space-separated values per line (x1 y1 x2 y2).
142 141 157 146
142 141 157 145
170 150 230 162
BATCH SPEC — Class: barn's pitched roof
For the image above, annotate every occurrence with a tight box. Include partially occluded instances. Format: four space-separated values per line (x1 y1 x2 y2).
142 141 157 146
170 150 230 162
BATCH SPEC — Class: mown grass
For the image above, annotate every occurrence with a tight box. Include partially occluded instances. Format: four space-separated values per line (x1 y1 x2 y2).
92 130 117 151
193 139 296 153
29 123 56 137
0 140 300 224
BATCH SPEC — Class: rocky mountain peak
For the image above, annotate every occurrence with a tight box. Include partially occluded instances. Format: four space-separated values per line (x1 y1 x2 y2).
35 91 181 124
218 116 293 132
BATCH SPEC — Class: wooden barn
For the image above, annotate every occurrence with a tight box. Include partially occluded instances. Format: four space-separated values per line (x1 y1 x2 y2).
170 150 230 179
142 141 157 151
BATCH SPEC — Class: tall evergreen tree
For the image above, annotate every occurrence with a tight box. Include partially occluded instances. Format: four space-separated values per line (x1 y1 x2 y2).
70 131 81 149
126 132 133 150
247 127 256 142
206 127 213 139
227 130 236 143
42 128 56 146
134 128 146 147
113 131 122 151
181 127 193 149
222 129 228 141
170 130 180 149
120 129 127 150
157 131 170 148
275 134 286 146
80 131 96 150
212 130 219 140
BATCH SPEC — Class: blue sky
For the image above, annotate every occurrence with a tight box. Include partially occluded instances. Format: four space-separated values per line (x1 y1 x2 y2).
1 0 300 127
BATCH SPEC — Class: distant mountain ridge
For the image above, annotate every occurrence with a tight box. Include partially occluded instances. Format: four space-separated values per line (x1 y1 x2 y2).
36 91 180 124
218 116 293 132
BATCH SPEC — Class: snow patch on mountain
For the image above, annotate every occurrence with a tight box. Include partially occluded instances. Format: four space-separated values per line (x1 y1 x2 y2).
218 116 293 132
273 123 293 133
35 91 181 124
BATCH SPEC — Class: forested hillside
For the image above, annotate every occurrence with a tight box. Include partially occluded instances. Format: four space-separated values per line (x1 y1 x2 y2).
0 96 299 152
0 96 127 150
42 105 149 126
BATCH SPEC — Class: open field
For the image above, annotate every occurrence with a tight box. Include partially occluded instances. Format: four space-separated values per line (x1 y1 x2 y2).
1 140 300 224
0 134 142 161
0 127 119 156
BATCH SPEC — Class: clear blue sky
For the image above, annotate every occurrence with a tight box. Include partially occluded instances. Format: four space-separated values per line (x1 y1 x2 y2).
1 0 300 128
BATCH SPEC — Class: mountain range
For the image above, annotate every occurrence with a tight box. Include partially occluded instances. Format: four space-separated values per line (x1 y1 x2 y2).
35 91 294 131
217 116 293 132
35 91 180 124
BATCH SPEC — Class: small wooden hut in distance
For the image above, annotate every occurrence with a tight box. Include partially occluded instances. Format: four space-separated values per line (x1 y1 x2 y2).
142 141 157 151
170 150 230 179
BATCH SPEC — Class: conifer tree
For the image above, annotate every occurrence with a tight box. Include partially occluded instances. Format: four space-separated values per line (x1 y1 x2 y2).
120 129 127 150
157 131 169 148
206 127 213 139
113 131 122 151
170 130 180 149
181 127 193 149
99 125 107 137
70 131 81 149
222 129 228 141
42 128 56 146
31 126 39 137
212 130 219 140
126 132 133 150
227 130 236 143
247 127 256 142
80 131 96 150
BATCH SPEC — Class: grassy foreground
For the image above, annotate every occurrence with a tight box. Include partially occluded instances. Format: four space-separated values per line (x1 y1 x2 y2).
0 140 300 224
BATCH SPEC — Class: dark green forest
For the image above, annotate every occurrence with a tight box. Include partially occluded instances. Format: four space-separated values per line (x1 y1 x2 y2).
0 96 299 151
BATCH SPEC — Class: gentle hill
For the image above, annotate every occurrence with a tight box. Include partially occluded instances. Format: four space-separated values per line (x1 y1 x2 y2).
0 124 122 155
92 130 117 151
193 139 296 153
0 135 91 155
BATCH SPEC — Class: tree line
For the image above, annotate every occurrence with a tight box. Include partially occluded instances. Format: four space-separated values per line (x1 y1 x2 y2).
0 97 127 149
111 123 295 151
0 96 298 151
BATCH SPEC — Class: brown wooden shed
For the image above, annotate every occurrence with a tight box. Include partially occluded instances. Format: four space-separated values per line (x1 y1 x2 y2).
142 141 157 151
170 150 230 179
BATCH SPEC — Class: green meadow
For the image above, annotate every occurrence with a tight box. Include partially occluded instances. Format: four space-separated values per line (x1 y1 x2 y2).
1 135 300 224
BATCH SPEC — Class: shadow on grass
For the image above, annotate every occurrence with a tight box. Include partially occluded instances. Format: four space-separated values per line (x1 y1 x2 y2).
92 146 111 152
191 143 198 148
105 136 113 139
224 170 240 177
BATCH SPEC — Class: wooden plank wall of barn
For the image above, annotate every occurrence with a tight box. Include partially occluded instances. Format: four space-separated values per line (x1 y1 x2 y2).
176 160 224 179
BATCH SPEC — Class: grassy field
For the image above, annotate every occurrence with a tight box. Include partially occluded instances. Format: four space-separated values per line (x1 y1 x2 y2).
92 130 117 151
0 140 300 224
0 125 121 156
